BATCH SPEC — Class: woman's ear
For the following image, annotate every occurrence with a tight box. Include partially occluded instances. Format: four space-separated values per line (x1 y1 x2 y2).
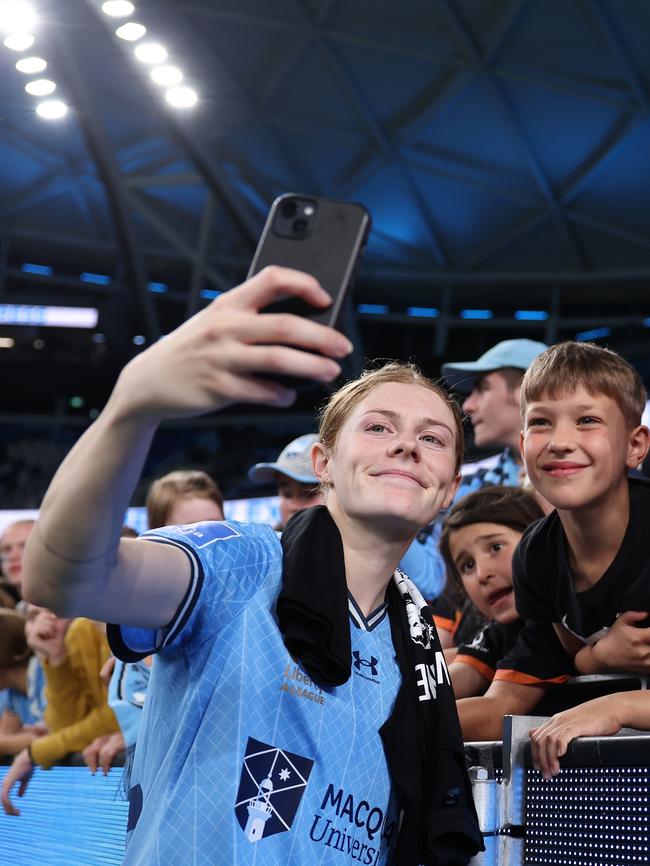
441 471 461 512
311 442 331 484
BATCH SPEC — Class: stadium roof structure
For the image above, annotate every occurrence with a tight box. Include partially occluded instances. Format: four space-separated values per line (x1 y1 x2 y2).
0 0 649 418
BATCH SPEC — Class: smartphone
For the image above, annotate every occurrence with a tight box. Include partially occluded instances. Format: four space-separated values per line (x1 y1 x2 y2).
248 193 371 387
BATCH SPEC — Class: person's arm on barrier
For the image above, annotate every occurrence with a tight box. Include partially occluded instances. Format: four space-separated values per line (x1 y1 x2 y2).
1 748 34 816
530 690 650 779
22 268 350 627
30 702 119 769
448 661 490 699
0 709 21 738
457 680 547 741
572 612 650 674
0 710 43 756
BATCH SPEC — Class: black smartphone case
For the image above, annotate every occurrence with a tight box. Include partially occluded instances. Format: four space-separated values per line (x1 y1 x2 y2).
248 194 371 329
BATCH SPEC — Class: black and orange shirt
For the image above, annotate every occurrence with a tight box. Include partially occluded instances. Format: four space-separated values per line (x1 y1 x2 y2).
455 620 522 682
431 596 486 646
456 619 570 686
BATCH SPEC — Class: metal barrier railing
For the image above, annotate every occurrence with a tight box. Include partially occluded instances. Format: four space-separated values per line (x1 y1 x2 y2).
466 715 650 866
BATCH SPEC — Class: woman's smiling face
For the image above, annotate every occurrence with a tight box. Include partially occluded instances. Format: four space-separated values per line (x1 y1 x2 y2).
313 381 460 537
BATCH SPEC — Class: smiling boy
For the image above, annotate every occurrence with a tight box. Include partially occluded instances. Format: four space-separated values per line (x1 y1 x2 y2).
457 341 650 741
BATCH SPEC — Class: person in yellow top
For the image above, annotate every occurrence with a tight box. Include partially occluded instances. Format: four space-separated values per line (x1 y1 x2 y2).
1 607 119 815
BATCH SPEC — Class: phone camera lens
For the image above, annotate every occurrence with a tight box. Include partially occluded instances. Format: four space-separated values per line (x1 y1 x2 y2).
281 201 297 219
293 218 308 234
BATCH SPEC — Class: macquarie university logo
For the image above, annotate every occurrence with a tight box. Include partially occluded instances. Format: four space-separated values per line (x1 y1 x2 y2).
235 737 314 843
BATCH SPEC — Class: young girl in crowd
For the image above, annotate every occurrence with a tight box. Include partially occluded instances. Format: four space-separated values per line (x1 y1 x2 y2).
19 267 482 865
437 486 544 698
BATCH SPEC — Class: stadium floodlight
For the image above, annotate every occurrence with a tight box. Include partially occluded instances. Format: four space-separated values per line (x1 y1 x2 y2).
115 21 145 41
134 41 167 64
150 64 182 86
3 31 34 50
15 54 45 72
165 85 198 108
101 0 134 16
25 77 55 96
36 99 68 119
0 1 36 34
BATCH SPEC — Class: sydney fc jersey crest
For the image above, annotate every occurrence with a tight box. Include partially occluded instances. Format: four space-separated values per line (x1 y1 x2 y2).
235 737 314 843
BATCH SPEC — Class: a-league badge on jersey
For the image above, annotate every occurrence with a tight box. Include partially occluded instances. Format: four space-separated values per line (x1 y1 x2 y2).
235 737 314 843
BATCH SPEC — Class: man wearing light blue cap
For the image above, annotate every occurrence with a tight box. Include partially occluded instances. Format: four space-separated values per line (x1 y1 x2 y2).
248 434 324 530
442 339 549 459
401 339 548 607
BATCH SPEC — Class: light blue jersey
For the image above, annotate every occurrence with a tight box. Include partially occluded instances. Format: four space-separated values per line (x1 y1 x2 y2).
109 658 151 749
4 656 46 725
109 520 401 866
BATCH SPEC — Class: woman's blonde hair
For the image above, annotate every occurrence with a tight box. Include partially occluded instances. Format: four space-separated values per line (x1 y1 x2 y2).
146 470 224 530
318 361 464 472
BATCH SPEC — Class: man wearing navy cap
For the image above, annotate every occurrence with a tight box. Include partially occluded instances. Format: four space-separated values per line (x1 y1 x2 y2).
248 434 324 530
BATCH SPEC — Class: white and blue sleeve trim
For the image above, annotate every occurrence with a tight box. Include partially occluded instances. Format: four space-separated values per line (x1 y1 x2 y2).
107 534 204 663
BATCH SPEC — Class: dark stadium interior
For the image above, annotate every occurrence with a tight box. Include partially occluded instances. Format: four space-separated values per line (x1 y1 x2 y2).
0 0 649 504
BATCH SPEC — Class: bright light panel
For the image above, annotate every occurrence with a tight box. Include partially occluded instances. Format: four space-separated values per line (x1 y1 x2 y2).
101 0 134 16
25 77 55 96
0 337 15 349
115 21 145 41
36 99 68 119
165 86 198 108
4 31 34 50
15 54 45 73
0 304 98 328
150 64 182 86
0 2 36 34
134 42 167 64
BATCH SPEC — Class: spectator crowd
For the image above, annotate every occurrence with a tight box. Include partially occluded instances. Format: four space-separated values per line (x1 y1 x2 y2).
0 283 649 862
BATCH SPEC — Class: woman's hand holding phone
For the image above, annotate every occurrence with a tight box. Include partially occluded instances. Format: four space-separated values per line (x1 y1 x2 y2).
112 266 353 423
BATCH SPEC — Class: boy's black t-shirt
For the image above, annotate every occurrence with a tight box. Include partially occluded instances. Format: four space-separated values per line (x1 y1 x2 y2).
457 618 572 684
497 477 650 683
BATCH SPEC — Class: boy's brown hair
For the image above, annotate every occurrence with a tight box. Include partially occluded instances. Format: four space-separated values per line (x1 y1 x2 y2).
439 486 544 592
521 341 647 428
146 470 224 530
